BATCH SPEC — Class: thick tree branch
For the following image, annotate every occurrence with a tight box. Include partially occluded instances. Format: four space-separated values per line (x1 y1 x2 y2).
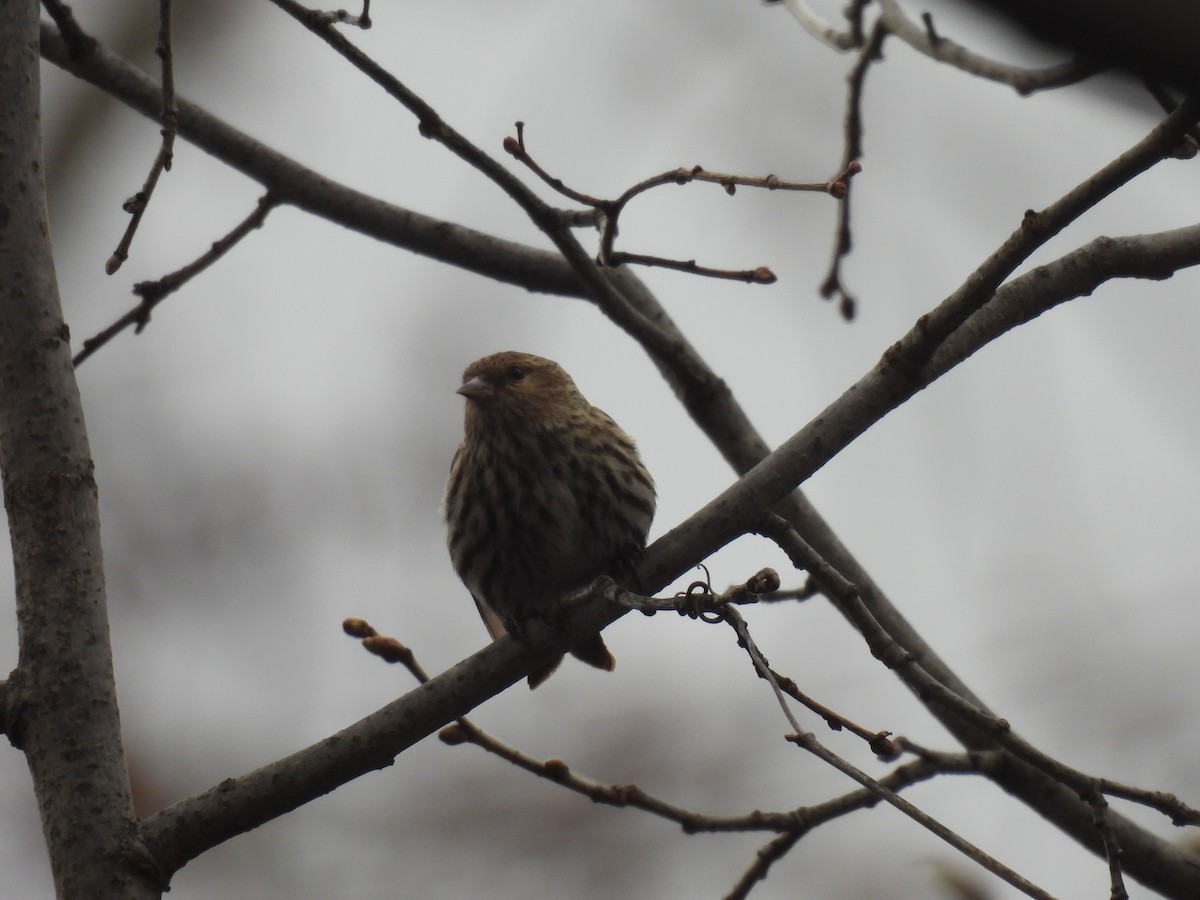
139 628 572 875
930 225 1200 376
893 92 1200 372
2 5 156 898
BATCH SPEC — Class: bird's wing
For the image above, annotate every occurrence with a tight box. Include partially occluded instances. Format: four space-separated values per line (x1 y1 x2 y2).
471 592 508 641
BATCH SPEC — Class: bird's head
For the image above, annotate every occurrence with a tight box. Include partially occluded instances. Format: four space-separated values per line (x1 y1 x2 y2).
457 351 583 431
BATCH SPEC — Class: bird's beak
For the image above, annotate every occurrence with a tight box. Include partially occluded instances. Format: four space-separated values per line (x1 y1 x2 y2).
456 376 493 402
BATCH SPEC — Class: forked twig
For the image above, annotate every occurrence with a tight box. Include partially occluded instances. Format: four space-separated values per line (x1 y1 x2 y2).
75 194 279 366
505 122 859 284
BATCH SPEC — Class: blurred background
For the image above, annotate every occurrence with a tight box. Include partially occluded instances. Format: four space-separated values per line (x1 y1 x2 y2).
5 0 1199 897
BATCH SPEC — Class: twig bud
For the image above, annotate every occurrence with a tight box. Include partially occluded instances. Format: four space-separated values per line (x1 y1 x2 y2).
438 724 468 745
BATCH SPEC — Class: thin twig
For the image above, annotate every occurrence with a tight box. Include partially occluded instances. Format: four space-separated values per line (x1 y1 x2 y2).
1088 790 1129 900
74 195 279 366
1094 778 1200 827
755 513 858 602
724 830 803 900
604 252 775 284
758 583 818 603
613 163 851 204
777 0 863 51
764 664 897 757
105 0 178 274
609 567 779 617
820 21 887 320
722 605 805 734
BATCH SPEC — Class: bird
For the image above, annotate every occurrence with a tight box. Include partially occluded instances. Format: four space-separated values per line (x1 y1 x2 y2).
444 351 656 688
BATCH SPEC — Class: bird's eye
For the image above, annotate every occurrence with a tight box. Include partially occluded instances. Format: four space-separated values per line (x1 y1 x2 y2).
505 365 526 383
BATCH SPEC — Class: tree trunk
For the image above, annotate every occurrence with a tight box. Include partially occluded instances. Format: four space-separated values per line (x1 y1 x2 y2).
0 3 156 897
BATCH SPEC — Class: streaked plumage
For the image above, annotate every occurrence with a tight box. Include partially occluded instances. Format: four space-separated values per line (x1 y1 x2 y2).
444 352 655 687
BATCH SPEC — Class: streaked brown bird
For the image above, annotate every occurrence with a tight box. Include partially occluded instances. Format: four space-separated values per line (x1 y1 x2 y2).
444 351 656 688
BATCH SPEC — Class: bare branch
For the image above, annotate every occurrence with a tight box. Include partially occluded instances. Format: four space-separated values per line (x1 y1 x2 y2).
609 567 897 754
725 830 804 900
893 93 1200 372
2 6 154 896
928 225 1200 380
1095 778 1200 828
777 0 863 51
788 731 1057 900
821 21 888 319
875 0 1100 94
504 126 853 283
40 0 98 57
138 633 569 875
1088 791 1130 900
105 0 178 274
74 194 280 366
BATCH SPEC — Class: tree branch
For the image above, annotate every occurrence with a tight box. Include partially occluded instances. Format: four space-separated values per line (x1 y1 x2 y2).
104 0 178 274
874 0 1100 94
74 193 281 366
893 92 1200 372
38 23 585 298
929 225 1200 377
2 4 156 897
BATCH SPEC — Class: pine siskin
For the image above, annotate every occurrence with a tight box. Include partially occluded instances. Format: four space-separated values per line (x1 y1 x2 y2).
444 351 656 688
